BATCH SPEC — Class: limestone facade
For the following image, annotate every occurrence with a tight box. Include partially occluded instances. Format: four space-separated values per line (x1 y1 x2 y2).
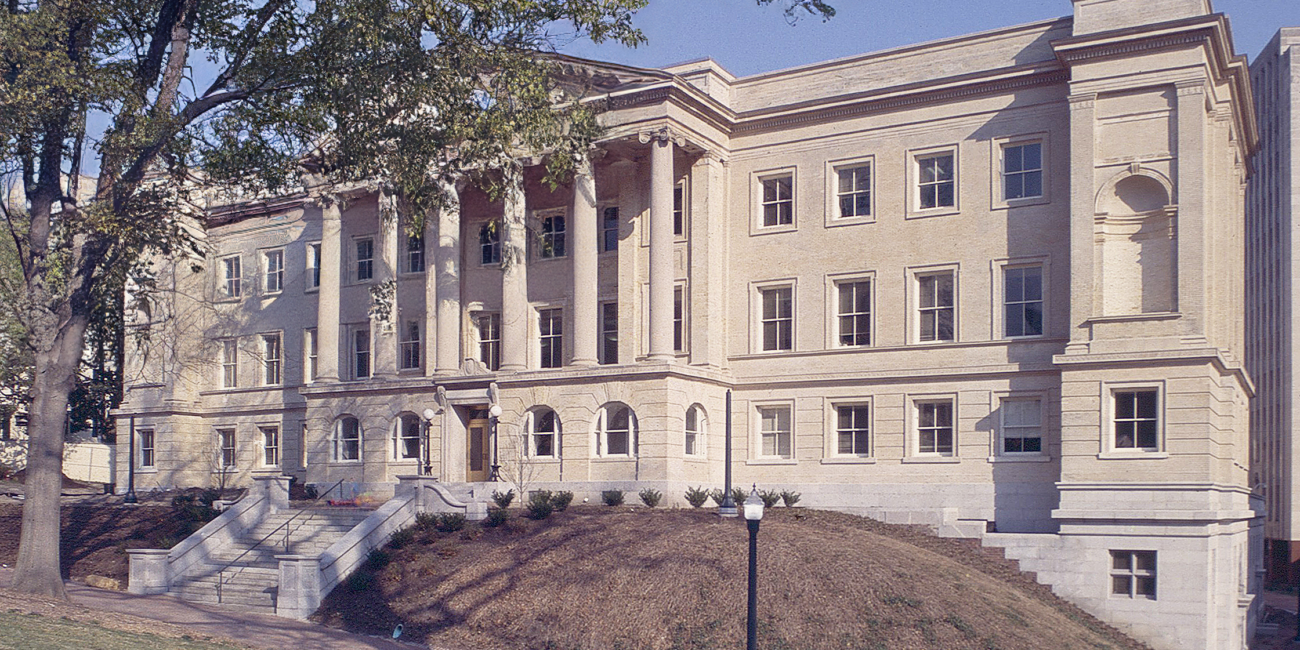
116 0 1263 647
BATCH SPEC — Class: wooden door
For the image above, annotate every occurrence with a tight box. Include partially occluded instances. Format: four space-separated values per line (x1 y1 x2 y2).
467 418 490 482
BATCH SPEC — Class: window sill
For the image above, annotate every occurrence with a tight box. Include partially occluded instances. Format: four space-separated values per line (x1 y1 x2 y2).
527 457 561 464
901 456 959 464
305 287 320 294
992 195 1049 211
747 458 797 466
751 223 797 236
592 456 636 462
1097 451 1169 460
987 454 1051 463
261 291 283 298
905 207 959 220
820 457 876 465
327 461 363 466
826 216 875 228
136 467 158 474
535 255 568 263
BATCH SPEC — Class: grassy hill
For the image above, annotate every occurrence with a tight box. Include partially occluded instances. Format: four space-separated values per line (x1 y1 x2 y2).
315 506 1148 650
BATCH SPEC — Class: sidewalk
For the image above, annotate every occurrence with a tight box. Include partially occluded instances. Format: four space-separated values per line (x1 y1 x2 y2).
0 567 419 650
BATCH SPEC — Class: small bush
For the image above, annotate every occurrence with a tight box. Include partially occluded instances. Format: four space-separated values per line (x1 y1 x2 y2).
731 487 748 505
708 489 727 507
550 491 574 511
780 490 802 507
759 489 781 508
685 486 710 508
347 571 376 593
483 507 509 528
365 549 390 571
638 488 663 508
303 484 319 500
601 490 625 506
433 512 466 533
526 491 555 520
387 526 417 549
491 489 516 509
415 511 438 532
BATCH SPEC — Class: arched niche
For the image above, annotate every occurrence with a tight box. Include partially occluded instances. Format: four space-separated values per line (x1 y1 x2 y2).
1094 170 1177 316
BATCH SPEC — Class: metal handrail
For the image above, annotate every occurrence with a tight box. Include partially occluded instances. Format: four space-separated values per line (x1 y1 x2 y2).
216 479 346 604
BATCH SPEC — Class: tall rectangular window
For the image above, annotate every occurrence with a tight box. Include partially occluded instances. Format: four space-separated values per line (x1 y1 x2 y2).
1004 266 1043 337
1114 390 1158 450
918 273 955 342
304 328 317 382
836 165 871 219
263 250 284 293
601 302 618 365
1001 398 1042 454
306 243 321 289
221 339 238 388
478 313 501 371
139 429 155 468
673 183 686 236
261 333 282 386
1110 551 1157 599
539 308 563 368
222 256 242 298
406 233 424 273
837 280 871 347
400 319 421 370
836 405 871 456
758 406 792 459
917 153 955 209
218 429 236 468
353 328 371 379
760 287 793 351
355 237 374 281
917 400 954 455
1003 142 1043 201
602 207 619 253
540 214 566 258
761 175 793 226
674 286 685 352
261 426 280 467
480 224 500 265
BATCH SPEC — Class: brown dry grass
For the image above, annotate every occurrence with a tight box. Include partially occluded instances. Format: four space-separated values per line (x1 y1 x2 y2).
0 502 193 582
315 507 1149 650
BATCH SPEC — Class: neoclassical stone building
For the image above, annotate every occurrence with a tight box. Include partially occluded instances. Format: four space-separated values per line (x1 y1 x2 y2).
116 0 1263 647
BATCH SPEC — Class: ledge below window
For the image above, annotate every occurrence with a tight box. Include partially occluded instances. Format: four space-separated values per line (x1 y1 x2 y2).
746 458 797 466
901 456 960 464
987 455 1052 463
1097 451 1169 460
820 457 877 465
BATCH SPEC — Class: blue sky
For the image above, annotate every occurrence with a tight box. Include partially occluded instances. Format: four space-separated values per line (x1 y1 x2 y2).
559 0 1300 78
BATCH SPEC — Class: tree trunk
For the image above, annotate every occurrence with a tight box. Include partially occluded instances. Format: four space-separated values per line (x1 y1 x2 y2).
11 311 91 599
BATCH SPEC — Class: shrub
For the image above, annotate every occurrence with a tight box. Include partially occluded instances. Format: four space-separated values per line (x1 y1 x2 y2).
491 489 516 509
708 489 727 507
638 488 663 508
365 549 390 571
433 512 466 533
347 571 376 593
780 490 802 507
387 526 416 549
685 486 710 508
526 491 555 520
759 489 781 508
551 490 574 511
303 484 319 500
414 511 438 532
601 490 625 506
731 487 748 505
483 507 509 528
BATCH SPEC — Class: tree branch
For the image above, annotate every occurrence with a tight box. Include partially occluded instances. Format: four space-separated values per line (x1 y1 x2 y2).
201 0 293 99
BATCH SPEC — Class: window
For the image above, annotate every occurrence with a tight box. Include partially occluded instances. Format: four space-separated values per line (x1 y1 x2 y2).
529 408 558 457
352 328 371 379
760 286 793 351
836 165 871 219
916 400 954 455
306 243 321 289
761 175 793 227
1110 551 1157 599
221 339 238 388
218 428 236 468
685 405 705 456
1003 142 1043 201
394 414 421 461
600 302 618 365
595 404 636 456
263 250 284 293
673 183 686 236
304 328 318 382
917 152 955 210
918 272 955 342
1004 266 1043 337
400 319 421 370
355 237 374 281
602 207 619 253
221 256 242 298
836 404 871 456
261 333 282 386
758 406 792 459
1000 398 1042 454
480 224 500 265
261 426 280 467
1114 390 1158 450
674 286 685 352
837 280 871 347
406 232 424 273
478 313 501 371
333 417 360 462
139 429 155 468
540 213 566 259
539 308 563 369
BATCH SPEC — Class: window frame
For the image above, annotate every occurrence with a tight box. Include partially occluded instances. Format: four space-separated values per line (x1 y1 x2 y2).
477 312 501 371
527 408 560 459
994 394 1047 459
600 205 620 253
751 167 797 234
261 332 282 386
827 272 874 349
673 181 688 239
353 236 375 283
751 280 796 354
399 318 421 371
1103 382 1165 456
138 428 156 469
392 413 422 461
593 403 637 458
992 134 1049 209
674 283 688 354
260 425 280 468
219 338 239 389
752 401 795 462
1110 550 1157 600
332 416 361 463
537 210 567 260
262 248 284 294
994 258 1048 340
304 328 318 383
908 394 958 460
600 301 619 365
305 242 321 291
909 264 959 344
216 427 237 469
828 401 873 460
479 222 502 266
907 145 959 218
404 231 425 274
685 404 707 458
538 307 564 369
825 156 875 227
351 326 371 380
219 255 242 299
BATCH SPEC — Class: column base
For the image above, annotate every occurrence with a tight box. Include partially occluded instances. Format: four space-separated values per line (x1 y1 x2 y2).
570 358 598 367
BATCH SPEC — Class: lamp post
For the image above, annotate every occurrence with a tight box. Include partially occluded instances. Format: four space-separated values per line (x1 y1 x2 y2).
487 403 503 481
421 408 438 476
743 484 764 650
123 415 138 504
719 389 737 517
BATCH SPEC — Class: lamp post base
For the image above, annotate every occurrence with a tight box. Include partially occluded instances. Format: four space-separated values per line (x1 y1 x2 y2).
488 465 501 482
123 490 138 504
719 496 738 518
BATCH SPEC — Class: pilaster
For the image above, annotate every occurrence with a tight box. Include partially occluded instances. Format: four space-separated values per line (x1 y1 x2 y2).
571 153 599 366
1176 79 1209 338
1066 92 1097 354
373 191 399 378
690 151 728 368
316 197 342 381
501 169 529 371
435 178 462 374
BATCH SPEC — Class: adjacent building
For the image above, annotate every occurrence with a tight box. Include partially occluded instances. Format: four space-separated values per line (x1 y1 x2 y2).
116 0 1263 647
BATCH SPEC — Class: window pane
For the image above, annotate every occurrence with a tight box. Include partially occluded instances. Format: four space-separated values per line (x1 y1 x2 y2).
937 182 954 206
1023 171 1042 198
1112 575 1132 595
1005 146 1023 173
1022 143 1041 170
1115 392 1136 419
1136 576 1157 597
1135 391 1157 418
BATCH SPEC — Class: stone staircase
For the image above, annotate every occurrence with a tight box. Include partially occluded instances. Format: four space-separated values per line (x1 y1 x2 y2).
169 507 373 614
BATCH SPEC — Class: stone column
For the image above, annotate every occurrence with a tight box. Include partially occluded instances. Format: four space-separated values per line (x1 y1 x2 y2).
275 555 322 620
1064 93 1096 353
435 179 462 374
1175 79 1207 336
500 169 529 371
645 131 676 361
571 154 599 366
690 152 728 367
423 208 439 376
317 198 343 381
373 191 399 378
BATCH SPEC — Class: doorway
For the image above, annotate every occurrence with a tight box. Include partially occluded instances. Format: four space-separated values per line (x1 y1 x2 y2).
466 412 490 482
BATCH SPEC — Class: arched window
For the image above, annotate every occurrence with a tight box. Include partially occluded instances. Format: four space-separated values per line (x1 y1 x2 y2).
595 403 637 457
480 223 500 265
685 405 706 456
333 416 361 462
393 413 421 461
526 408 560 458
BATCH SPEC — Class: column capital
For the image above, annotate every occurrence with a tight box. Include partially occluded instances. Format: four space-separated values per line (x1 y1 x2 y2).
1067 93 1096 110
638 126 689 148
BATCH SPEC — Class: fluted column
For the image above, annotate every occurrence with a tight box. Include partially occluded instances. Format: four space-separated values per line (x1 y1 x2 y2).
500 168 529 371
646 131 676 361
317 198 342 381
435 178 462 374
373 192 399 378
571 154 599 366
